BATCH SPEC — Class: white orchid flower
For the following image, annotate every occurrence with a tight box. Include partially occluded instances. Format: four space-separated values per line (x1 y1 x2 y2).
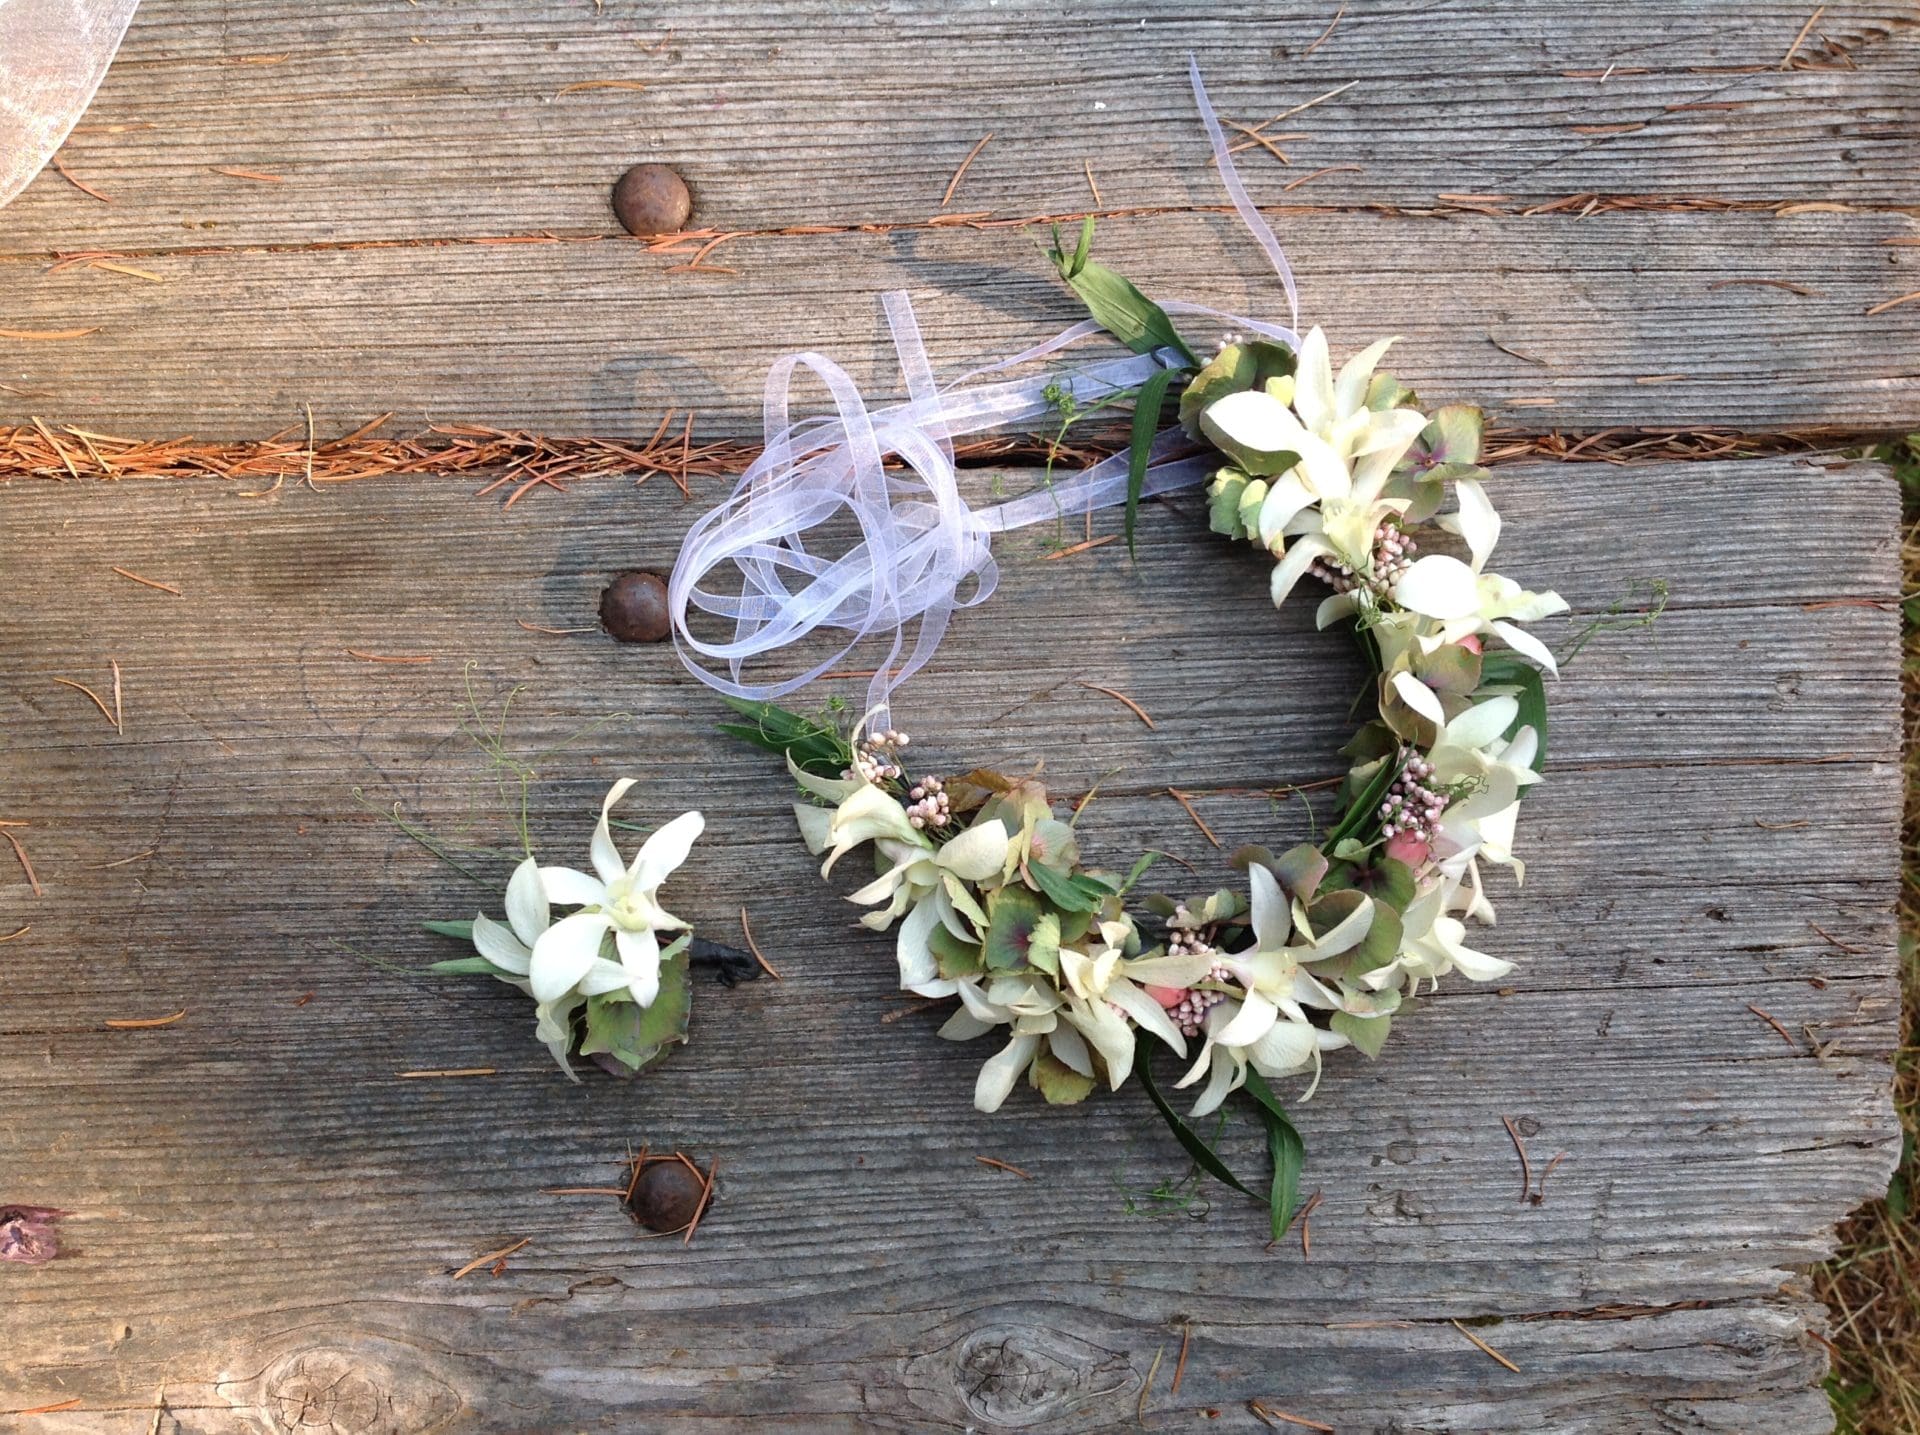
528 779 703 1009
465 856 615 1082
1372 883 1514 992
1057 918 1215 1061
937 973 1073 1113
1173 865 1370 1114
1391 479 1568 670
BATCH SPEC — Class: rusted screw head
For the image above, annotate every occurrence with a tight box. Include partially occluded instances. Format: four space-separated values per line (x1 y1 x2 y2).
612 163 692 237
627 1159 708 1233
600 570 671 643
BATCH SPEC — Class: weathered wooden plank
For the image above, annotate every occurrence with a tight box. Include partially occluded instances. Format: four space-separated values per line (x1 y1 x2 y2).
2 209 1916 438
0 459 1899 1430
0 0 1912 254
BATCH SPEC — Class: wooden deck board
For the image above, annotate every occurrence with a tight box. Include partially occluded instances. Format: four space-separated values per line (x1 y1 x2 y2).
0 0 1912 250
1 209 1917 439
0 460 1901 1431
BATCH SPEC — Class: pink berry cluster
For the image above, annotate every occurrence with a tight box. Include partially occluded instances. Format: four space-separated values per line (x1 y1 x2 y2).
845 728 909 785
1311 521 1418 596
1380 746 1446 843
905 774 951 831
1165 905 1240 1037
1170 960 1234 1038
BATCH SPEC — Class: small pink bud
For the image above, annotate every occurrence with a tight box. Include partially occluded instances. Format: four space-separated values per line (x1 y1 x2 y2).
1459 634 1484 655
1144 984 1188 1010
1384 831 1432 867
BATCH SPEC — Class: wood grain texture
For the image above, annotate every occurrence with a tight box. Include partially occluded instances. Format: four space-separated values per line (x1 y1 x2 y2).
1 208 1916 439
0 0 1912 251
0 459 1899 1432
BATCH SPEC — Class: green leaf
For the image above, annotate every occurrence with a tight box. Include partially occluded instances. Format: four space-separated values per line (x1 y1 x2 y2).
1177 340 1296 438
1331 1010 1393 1059
717 696 854 778
1125 364 1183 557
1241 1069 1306 1242
1138 1052 1261 1200
984 885 1046 970
1207 469 1252 539
1029 1047 1096 1104
422 919 476 941
929 922 986 980
1027 857 1102 913
426 955 502 976
578 947 692 1072
1048 223 1198 367
1479 655 1548 776
1117 852 1159 896
1326 754 1400 850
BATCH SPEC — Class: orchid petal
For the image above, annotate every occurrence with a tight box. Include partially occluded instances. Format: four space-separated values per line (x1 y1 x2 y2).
1449 478 1501 571
1334 334 1396 418
471 912 533 976
1248 863 1290 951
538 865 607 909
1292 326 1335 432
529 910 613 1003
935 819 1010 883
590 778 637 884
502 857 550 948
1489 619 1560 677
974 1033 1039 1113
1391 669 1448 727
1393 554 1483 619
1213 989 1280 1048
1270 535 1334 609
630 809 704 891
615 926 661 1007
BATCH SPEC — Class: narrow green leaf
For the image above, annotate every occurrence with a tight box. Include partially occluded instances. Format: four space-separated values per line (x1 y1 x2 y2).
1241 1070 1306 1241
1138 1052 1261 1200
1325 754 1400 850
1125 364 1182 558
1071 214 1094 276
1479 654 1548 776
425 955 502 976
421 919 476 941
1117 852 1158 896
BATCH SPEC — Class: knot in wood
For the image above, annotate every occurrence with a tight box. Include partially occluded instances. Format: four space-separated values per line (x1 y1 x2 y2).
260 1346 458 1435
948 1323 1132 1427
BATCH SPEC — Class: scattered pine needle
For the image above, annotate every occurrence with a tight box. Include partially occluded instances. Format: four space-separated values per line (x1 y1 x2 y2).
1780 5 1825 67
940 132 994 208
90 260 166 283
974 1155 1032 1179
1248 1401 1334 1432
556 79 648 95
1281 164 1363 193
517 620 596 635
1138 1344 1165 1424
542 1186 630 1196
682 1157 719 1245
1450 1319 1521 1373
1747 1002 1799 1048
209 165 285 183
1301 4 1346 56
1297 1190 1324 1257
1083 157 1102 205
12 1399 84 1416
50 154 110 202
1166 788 1222 848
398 1067 498 1078
1810 920 1869 955
3 830 42 896
0 327 99 341
1500 1115 1534 1204
111 566 182 595
738 908 783 979
1535 1151 1567 1203
1042 534 1119 560
1172 1321 1193 1394
452 1236 529 1280
0 925 29 942
103 1009 186 1030
343 648 434 664
52 676 120 732
111 658 123 734
1707 277 1819 297
1076 681 1155 730
89 848 155 870
1864 290 1920 317
880 997 944 1024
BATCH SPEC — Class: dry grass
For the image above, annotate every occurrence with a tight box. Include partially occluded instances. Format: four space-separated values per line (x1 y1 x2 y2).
1816 434 1920 1434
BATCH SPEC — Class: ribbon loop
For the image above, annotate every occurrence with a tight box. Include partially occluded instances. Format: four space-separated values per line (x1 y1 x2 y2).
670 59 1299 730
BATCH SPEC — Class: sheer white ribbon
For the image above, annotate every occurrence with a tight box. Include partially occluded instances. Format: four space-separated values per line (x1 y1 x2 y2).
670 57 1301 730
0 0 142 210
